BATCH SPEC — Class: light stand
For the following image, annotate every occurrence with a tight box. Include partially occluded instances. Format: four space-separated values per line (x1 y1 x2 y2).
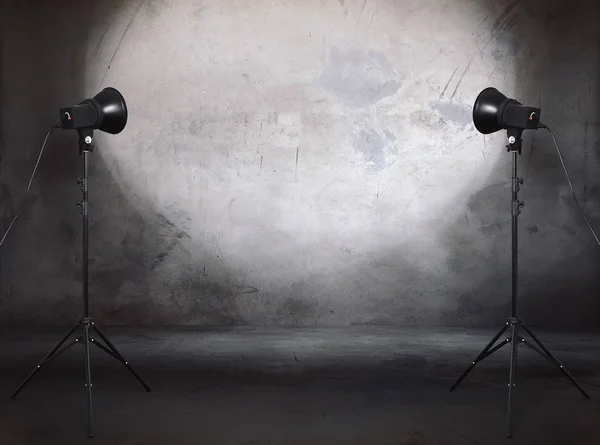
11 89 151 438
449 127 589 437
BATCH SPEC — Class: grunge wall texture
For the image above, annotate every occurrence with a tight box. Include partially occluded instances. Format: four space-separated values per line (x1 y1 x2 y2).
0 0 598 328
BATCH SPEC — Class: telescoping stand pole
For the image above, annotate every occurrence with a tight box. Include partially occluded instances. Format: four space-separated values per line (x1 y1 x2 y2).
11 129 151 438
449 128 589 438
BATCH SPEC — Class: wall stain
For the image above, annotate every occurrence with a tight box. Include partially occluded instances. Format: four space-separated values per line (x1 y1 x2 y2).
490 0 522 36
491 33 523 60
151 213 191 270
353 128 386 170
430 101 472 127
318 46 400 107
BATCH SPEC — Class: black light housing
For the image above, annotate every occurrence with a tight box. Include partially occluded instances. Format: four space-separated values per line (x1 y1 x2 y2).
58 87 128 135
473 87 541 135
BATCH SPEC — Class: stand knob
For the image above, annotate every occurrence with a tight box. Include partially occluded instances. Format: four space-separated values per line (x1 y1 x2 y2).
512 201 525 216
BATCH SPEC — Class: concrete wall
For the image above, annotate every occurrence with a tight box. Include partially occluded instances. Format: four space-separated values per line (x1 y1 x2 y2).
0 0 598 327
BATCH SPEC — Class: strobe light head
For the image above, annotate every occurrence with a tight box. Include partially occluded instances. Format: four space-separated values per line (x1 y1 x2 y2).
472 87 542 135
59 87 128 135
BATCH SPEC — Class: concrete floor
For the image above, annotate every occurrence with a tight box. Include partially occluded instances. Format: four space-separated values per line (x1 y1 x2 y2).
0 326 598 445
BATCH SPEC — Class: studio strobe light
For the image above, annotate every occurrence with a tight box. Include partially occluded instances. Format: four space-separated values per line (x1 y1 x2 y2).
59 87 128 134
450 88 589 437
472 87 541 135
11 88 150 438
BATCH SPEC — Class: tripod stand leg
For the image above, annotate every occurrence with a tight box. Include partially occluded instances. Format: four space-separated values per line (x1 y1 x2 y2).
521 325 589 399
39 338 80 366
91 324 151 392
83 323 94 438
11 322 81 399
481 338 510 360
506 325 520 438
90 338 119 360
450 323 509 392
